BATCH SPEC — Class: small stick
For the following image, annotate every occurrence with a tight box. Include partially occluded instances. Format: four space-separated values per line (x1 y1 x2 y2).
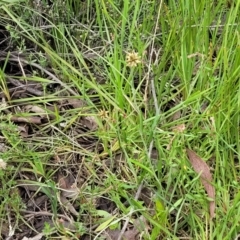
10 116 42 124
1 54 78 96
20 210 72 222
7 77 44 96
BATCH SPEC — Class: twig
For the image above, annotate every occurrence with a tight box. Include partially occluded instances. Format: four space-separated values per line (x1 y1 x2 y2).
20 60 79 96
20 210 72 222
0 49 99 60
0 88 18 98
144 9 162 116
0 54 78 96
7 76 44 96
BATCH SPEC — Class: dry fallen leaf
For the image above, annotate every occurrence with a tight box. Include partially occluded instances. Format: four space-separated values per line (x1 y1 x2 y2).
0 159 7 169
24 105 47 118
186 148 215 219
18 124 29 138
104 216 147 240
172 124 186 133
58 173 80 199
0 143 8 153
22 233 43 240
67 98 87 109
104 229 139 240
81 116 98 130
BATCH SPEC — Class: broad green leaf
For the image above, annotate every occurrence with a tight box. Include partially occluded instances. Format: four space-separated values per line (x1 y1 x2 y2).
95 215 116 232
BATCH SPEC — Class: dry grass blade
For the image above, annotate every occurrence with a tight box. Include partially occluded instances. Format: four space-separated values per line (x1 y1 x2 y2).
186 148 215 219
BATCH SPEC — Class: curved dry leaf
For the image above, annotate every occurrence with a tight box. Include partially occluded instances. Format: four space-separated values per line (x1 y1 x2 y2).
186 148 215 219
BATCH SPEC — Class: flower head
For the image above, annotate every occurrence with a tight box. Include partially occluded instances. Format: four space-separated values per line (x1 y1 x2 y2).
98 109 109 120
126 51 142 67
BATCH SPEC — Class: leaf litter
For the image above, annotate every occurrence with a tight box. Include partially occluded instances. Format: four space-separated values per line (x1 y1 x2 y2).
186 148 215 219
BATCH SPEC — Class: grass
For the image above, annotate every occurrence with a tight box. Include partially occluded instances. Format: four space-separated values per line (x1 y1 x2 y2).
0 0 240 239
